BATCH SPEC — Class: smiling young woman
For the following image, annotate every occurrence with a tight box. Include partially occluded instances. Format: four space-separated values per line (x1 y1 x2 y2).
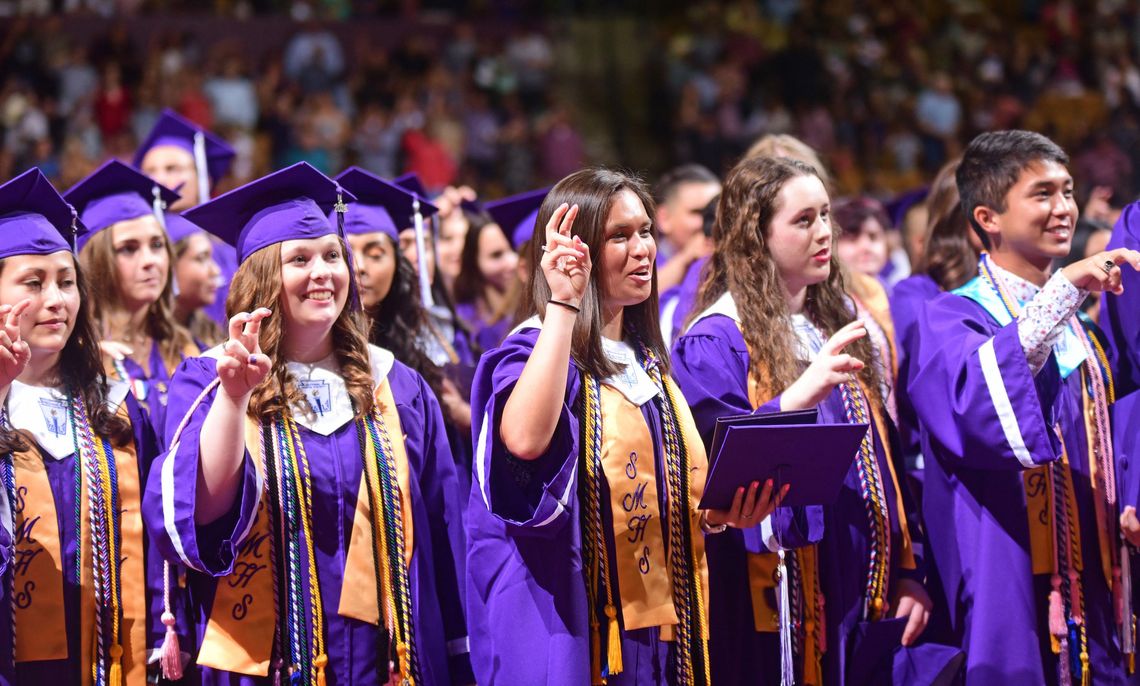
142 162 471 685
466 167 778 685
0 169 192 686
64 160 199 433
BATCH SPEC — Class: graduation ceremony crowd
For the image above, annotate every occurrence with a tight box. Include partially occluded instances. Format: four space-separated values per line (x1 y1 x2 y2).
4 16 1140 686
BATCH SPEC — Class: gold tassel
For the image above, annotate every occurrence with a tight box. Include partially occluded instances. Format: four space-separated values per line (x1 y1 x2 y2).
591 617 604 685
315 653 328 686
605 604 623 675
1081 651 1090 686
108 644 123 686
1051 633 1061 655
395 643 415 686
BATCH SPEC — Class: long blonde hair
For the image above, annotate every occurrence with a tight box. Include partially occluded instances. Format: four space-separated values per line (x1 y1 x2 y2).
227 240 376 418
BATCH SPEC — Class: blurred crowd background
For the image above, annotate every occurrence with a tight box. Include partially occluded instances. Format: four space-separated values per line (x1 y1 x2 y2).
3 0 1140 211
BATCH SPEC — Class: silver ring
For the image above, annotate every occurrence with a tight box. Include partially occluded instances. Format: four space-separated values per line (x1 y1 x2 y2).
1101 259 1116 275
541 244 551 253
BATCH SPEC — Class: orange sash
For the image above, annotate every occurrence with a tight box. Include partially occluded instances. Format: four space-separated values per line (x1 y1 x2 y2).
11 401 147 686
197 379 413 675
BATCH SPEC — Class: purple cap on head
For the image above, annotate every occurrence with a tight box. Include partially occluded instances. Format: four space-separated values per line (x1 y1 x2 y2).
64 160 180 251
334 167 440 242
485 188 550 250
133 109 236 190
0 168 87 258
393 172 431 203
183 162 355 264
163 211 204 245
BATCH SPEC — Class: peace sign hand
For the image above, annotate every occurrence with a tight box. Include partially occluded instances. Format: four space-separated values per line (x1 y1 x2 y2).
216 308 273 400
0 300 32 389
540 203 591 307
780 319 867 411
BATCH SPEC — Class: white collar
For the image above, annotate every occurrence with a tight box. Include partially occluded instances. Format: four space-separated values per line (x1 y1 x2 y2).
202 343 396 436
509 314 542 337
686 291 739 333
4 379 131 460
599 338 660 406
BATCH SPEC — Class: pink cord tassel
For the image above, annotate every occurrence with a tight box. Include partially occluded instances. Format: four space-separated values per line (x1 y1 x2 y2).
1050 575 1066 636
159 611 183 680
1115 567 1125 625
1069 570 1084 624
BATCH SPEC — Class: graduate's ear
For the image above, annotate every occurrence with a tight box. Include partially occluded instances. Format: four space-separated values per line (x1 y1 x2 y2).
972 204 1003 243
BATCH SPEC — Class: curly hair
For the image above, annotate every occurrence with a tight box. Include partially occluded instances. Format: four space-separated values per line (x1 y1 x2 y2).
0 255 131 453
226 239 376 419
365 238 444 397
689 156 883 407
520 167 669 378
80 217 196 370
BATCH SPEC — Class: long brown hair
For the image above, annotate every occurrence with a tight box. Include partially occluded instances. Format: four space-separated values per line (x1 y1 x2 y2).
80 218 196 369
227 239 375 418
452 212 516 324
0 254 132 453
915 158 978 291
689 156 883 406
520 167 669 378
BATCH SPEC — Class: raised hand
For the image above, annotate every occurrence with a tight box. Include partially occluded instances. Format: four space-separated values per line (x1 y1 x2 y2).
705 479 789 529
1060 247 1140 295
780 319 868 411
0 300 32 389
216 308 273 400
540 203 591 307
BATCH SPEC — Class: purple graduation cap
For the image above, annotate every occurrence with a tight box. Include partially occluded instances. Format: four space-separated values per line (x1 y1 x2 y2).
0 168 87 257
392 171 440 307
64 159 180 251
133 109 236 204
183 161 354 265
485 188 550 251
334 166 439 243
163 211 205 246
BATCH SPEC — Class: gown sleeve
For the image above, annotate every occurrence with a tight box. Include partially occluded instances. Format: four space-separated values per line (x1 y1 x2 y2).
470 328 582 538
907 290 1064 471
672 315 823 551
397 364 474 683
141 355 261 576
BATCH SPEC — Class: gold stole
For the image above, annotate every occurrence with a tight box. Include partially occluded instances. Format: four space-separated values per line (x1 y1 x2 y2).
11 402 148 686
197 379 414 675
595 381 711 639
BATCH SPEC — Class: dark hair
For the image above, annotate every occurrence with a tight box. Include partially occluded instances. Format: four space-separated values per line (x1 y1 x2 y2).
365 241 444 396
916 158 979 291
521 167 669 378
653 164 720 206
701 193 720 238
453 212 499 305
689 156 883 408
0 255 131 453
173 234 224 347
956 130 1069 249
833 196 891 236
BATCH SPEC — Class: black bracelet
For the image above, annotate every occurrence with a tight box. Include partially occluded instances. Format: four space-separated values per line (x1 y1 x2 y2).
548 299 581 313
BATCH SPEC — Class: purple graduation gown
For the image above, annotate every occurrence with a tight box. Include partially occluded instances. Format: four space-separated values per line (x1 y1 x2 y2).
908 289 1136 685
454 301 511 353
674 312 958 686
0 391 195 685
1102 202 1140 396
466 326 700 685
141 353 472 685
889 274 941 466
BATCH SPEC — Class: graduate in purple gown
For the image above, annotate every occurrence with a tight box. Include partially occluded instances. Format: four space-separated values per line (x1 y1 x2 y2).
468 168 781 685
64 161 201 441
674 156 957 686
335 166 476 496
134 108 238 329
452 214 519 353
908 130 1140 685
166 211 223 348
0 169 193 685
142 162 471 685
